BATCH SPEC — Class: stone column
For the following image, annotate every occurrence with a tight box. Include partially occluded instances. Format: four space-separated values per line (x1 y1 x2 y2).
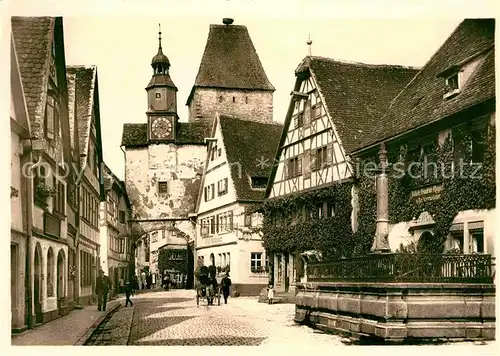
372 143 391 253
463 221 469 253
289 253 296 294
273 253 279 289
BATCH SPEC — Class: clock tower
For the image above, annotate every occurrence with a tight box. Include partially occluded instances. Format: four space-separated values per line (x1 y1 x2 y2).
147 25 178 142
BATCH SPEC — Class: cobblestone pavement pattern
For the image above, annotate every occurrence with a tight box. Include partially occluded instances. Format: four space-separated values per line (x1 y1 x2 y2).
90 289 344 346
11 301 119 346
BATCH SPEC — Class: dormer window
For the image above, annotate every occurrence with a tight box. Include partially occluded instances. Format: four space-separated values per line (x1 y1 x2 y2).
443 72 461 99
251 177 268 189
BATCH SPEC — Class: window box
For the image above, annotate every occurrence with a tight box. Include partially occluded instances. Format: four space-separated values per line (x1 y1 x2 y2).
250 265 267 274
35 183 56 207
217 265 231 274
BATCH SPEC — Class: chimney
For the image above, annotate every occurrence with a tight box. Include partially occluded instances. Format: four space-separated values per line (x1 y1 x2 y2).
222 18 234 25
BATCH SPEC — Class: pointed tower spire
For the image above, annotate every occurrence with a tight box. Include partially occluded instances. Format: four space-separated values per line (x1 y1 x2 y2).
146 24 178 113
151 23 170 75
307 33 313 56
158 23 163 50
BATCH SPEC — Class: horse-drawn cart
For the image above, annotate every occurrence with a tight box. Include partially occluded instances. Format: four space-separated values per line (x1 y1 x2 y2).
195 266 221 306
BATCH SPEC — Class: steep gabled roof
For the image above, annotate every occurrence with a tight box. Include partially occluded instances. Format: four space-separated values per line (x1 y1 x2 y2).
304 56 419 154
264 57 418 198
11 17 54 136
10 32 31 139
219 115 282 201
103 163 131 209
121 121 211 147
66 65 97 168
187 23 275 104
354 19 495 152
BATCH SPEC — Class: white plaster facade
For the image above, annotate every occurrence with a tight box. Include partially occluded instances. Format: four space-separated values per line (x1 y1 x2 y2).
125 143 206 220
11 36 30 330
195 117 269 294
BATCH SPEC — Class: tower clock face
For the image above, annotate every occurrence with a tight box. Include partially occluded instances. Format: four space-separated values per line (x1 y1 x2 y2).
151 117 173 139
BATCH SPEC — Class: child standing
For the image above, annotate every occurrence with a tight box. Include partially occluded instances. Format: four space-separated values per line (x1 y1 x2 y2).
267 283 274 305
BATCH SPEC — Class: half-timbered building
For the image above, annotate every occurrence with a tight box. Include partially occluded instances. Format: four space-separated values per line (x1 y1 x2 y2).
12 16 76 325
67 65 104 305
100 163 133 296
264 56 418 294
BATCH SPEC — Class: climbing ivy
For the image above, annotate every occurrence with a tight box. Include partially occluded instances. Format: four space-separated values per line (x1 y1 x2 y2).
257 182 354 258
362 120 496 253
256 120 495 258
158 249 188 275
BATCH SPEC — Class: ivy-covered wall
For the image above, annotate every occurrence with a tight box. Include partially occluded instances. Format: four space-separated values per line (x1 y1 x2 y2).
258 182 354 259
356 117 496 253
258 116 495 258
158 248 188 275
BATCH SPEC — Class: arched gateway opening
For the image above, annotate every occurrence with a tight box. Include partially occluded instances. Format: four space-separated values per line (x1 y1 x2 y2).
33 243 43 324
57 249 65 304
131 220 195 290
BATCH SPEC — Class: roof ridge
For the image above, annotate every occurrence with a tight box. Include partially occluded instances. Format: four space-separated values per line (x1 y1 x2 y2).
67 64 97 70
355 19 494 152
219 114 283 127
309 55 421 70
378 19 464 129
210 23 248 29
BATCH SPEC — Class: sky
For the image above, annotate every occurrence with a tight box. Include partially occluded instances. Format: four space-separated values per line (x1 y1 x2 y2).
62 15 464 180
6 0 495 181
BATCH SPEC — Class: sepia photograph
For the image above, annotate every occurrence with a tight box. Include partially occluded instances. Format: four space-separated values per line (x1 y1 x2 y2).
6 0 497 351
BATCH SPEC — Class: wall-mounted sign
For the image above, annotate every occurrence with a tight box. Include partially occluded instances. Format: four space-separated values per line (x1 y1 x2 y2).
410 184 443 204
207 236 222 245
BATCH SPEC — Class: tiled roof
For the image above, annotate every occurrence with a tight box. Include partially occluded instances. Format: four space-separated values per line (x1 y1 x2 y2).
219 115 283 201
354 19 495 152
121 123 148 147
304 56 419 154
121 120 211 147
103 163 131 208
66 65 96 167
11 17 54 136
188 24 275 101
177 121 212 143
146 73 177 90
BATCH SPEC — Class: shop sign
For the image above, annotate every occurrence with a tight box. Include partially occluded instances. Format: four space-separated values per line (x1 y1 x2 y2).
410 184 443 204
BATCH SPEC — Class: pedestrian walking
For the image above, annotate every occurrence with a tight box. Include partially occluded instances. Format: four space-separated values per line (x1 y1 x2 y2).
96 269 112 311
163 272 170 290
124 281 134 307
119 278 124 293
221 272 232 304
147 273 152 289
267 283 274 304
131 275 138 295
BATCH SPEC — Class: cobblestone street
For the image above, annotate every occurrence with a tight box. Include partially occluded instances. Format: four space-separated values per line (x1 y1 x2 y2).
88 289 343 346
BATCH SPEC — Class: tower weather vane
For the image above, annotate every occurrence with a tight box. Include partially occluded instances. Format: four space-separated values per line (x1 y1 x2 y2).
307 33 313 56
158 23 162 47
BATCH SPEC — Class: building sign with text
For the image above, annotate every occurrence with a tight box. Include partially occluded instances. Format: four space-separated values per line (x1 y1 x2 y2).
410 184 443 204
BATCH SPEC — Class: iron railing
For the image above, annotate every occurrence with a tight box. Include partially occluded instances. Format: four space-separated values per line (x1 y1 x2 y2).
307 253 495 283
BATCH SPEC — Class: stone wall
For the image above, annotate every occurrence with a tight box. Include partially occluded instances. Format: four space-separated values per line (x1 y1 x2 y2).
188 88 273 123
125 144 205 220
295 282 495 341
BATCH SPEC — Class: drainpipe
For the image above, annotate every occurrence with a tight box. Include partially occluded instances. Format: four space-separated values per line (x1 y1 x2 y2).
21 141 34 329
